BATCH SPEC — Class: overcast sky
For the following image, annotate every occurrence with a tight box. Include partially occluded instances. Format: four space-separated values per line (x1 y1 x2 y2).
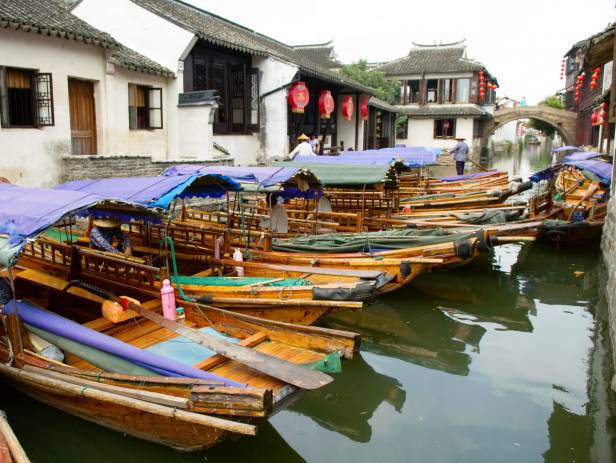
189 0 614 104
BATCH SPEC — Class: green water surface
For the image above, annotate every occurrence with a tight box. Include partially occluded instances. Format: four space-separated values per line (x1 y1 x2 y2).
1 146 615 462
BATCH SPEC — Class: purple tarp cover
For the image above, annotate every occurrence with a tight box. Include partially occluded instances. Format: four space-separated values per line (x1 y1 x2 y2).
565 159 613 183
438 170 501 182
163 165 303 188
563 151 603 162
0 183 113 243
55 174 239 209
4 300 245 387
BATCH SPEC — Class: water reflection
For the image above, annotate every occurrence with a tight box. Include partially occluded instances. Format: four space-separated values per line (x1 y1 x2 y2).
290 352 406 442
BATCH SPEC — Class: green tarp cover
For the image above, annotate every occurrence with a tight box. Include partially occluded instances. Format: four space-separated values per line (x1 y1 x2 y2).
0 236 22 268
28 325 158 376
272 228 474 253
274 162 393 186
171 276 312 287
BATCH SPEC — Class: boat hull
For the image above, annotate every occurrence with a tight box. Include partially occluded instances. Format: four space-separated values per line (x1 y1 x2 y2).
3 375 233 451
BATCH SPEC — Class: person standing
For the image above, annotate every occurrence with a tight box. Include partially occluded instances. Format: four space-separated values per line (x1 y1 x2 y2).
520 96 527 107
288 133 314 160
450 137 469 175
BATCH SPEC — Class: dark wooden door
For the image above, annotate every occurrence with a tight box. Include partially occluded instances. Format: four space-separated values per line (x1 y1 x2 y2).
68 79 97 155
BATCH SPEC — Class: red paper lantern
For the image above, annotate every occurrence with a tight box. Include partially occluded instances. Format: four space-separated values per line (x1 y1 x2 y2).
591 109 599 125
360 95 368 120
341 96 354 121
318 90 335 119
287 81 310 114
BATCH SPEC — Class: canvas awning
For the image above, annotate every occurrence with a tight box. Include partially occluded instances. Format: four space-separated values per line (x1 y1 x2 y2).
276 161 398 187
0 183 157 267
162 165 321 191
55 173 240 209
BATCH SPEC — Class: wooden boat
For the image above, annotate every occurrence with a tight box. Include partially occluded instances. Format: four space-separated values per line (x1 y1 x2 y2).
0 411 30 463
531 164 609 245
0 183 360 451
1 284 359 451
18 238 365 326
244 230 489 294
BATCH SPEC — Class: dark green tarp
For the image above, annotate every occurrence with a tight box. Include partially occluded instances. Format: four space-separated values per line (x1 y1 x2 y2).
273 162 394 187
272 228 474 253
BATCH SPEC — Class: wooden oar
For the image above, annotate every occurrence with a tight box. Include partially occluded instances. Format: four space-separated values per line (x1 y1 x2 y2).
123 297 333 390
72 281 332 390
567 182 599 220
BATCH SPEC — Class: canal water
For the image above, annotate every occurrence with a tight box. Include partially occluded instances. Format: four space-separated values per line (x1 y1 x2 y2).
2 146 616 462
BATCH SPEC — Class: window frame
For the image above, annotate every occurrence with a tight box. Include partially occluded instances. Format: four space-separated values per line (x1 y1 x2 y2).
455 78 470 103
128 83 163 130
0 66 55 128
426 79 439 103
434 118 456 139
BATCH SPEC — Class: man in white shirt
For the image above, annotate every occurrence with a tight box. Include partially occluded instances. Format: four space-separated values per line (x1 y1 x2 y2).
288 133 315 159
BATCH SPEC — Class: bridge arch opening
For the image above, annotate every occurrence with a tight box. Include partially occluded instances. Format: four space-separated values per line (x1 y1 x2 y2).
487 117 573 146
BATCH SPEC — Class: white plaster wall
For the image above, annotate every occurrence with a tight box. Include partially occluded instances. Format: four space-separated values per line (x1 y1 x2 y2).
336 95 360 151
254 57 298 161
104 67 171 160
213 134 259 165
73 0 194 72
398 117 475 150
178 104 216 159
0 29 107 187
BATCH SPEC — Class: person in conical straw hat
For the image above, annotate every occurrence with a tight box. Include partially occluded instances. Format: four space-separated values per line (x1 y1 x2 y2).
450 136 469 175
90 217 132 256
288 133 315 160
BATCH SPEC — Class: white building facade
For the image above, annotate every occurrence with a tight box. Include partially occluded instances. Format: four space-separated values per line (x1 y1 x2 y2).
74 0 375 165
0 0 182 187
377 41 497 153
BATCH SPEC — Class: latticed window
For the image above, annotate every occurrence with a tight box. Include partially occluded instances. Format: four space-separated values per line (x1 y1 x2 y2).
0 66 54 128
187 45 259 134
128 84 162 130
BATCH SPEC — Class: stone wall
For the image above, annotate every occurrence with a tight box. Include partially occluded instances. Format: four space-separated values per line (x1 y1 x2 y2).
61 154 233 182
601 197 616 391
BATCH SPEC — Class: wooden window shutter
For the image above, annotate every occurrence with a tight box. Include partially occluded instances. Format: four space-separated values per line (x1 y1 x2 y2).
230 64 246 133
212 62 227 133
0 67 8 128
247 68 259 133
35 72 54 126
148 87 163 129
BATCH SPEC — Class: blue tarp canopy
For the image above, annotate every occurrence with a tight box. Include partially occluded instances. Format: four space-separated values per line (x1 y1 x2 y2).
55 174 240 209
162 165 320 190
563 151 603 162
289 147 437 168
564 159 613 184
0 183 156 267
552 145 579 152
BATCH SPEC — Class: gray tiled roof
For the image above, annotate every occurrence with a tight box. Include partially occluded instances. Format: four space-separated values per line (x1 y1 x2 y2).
129 0 374 94
110 45 175 77
368 97 400 113
397 104 489 118
0 0 117 48
376 44 484 75
1 0 173 77
293 42 341 69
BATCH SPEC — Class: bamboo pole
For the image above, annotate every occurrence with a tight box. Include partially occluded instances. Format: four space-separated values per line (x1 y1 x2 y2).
0 363 256 436
23 365 189 409
0 410 30 463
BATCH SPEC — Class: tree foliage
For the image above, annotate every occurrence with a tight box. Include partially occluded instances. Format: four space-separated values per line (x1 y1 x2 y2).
339 59 398 104
527 94 565 137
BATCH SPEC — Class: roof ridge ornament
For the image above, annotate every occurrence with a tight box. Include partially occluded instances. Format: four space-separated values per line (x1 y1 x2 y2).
410 38 466 49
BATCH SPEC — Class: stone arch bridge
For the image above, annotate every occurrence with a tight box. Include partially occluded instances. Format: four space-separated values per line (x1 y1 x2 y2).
480 105 578 154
